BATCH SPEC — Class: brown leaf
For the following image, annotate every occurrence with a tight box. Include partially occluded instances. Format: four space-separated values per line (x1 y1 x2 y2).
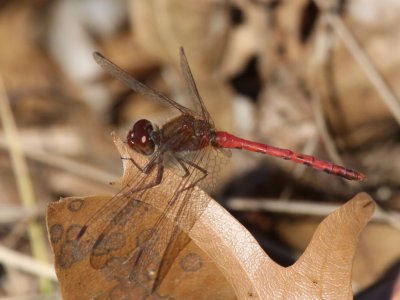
47 133 374 299
191 192 374 299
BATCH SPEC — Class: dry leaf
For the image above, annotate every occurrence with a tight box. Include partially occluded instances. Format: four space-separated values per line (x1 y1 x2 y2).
47 133 374 299
276 215 400 291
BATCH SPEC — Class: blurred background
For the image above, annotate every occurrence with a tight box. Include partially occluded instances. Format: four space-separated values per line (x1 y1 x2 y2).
0 0 399 298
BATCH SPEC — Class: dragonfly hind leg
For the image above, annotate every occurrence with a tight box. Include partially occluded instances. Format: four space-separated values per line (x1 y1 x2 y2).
174 156 208 193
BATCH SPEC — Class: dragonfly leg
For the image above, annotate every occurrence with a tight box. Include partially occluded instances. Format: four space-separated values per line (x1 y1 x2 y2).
174 156 208 193
121 156 145 172
126 160 165 194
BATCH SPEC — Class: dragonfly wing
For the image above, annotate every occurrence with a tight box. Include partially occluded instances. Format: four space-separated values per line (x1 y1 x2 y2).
79 131 205 294
89 198 151 270
152 225 191 292
178 145 231 193
126 202 193 293
125 142 218 292
179 47 212 123
94 52 194 115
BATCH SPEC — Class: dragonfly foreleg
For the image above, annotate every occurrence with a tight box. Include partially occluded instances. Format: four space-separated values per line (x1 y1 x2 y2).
125 159 165 194
121 156 145 172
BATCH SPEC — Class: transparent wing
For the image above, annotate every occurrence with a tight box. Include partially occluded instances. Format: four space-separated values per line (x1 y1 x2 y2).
179 47 212 124
76 48 228 294
79 145 229 296
94 52 194 115
87 153 214 294
127 144 227 292
177 145 231 193
76 128 186 248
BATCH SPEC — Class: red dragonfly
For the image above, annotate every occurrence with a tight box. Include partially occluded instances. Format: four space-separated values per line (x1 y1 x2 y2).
76 48 365 298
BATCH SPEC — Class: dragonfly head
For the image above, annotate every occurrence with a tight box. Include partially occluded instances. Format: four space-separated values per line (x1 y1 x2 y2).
127 119 158 155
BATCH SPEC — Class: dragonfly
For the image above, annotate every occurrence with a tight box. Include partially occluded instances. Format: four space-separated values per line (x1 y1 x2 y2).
76 48 366 298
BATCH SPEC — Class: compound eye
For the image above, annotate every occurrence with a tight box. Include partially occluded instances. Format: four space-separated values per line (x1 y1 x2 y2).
127 119 155 155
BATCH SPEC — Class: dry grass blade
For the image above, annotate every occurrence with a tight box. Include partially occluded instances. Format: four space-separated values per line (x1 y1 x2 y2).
0 245 57 280
0 76 52 293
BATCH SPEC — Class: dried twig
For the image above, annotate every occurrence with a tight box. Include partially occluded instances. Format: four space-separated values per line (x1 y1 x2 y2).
0 205 42 224
227 197 400 229
0 138 119 184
